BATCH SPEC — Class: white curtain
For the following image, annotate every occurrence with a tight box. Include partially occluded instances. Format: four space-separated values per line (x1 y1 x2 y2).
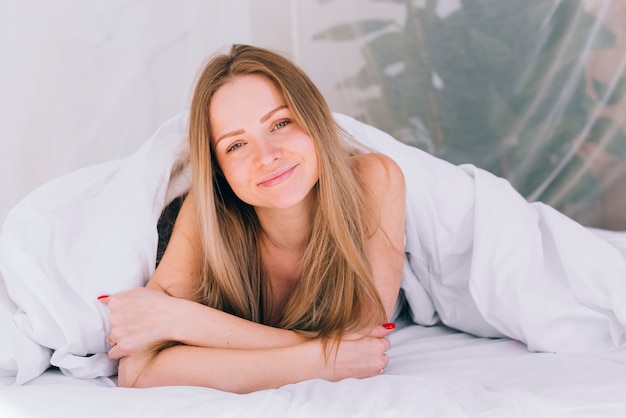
294 0 626 230
2 0 625 231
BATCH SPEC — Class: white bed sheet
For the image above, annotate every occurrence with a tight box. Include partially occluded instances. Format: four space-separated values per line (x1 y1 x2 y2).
2 321 625 418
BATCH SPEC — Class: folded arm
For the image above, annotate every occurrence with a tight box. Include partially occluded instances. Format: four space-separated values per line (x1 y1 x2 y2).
108 286 392 391
104 193 394 391
120 327 391 393
104 286 308 357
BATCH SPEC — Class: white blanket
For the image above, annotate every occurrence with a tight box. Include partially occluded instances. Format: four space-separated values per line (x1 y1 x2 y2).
1 112 626 385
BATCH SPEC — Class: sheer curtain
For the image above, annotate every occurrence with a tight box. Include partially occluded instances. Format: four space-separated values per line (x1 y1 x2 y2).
2 0 625 231
294 0 626 230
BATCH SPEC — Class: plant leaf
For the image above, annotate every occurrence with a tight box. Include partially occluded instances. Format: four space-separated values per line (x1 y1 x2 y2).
312 19 395 41
592 77 626 107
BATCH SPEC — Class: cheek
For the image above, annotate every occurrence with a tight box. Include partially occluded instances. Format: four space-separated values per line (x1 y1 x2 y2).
220 163 249 195
306 143 320 178
220 164 238 185
310 154 320 180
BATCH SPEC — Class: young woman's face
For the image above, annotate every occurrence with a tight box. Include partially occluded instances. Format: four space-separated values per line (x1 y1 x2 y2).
209 74 320 211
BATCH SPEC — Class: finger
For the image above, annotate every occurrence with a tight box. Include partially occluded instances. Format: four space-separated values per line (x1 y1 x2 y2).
108 345 123 360
368 323 396 339
379 336 391 352
372 354 390 378
382 353 390 368
97 295 110 304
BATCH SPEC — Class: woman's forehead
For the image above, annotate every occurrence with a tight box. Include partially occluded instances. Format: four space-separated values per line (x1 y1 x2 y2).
209 75 287 132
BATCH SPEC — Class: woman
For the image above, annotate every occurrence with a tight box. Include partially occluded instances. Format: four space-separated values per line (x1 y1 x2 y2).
99 44 406 392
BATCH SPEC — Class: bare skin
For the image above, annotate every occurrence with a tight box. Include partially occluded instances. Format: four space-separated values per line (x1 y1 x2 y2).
101 75 406 393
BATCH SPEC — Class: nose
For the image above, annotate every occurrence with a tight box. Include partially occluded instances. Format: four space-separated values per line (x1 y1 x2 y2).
254 136 282 166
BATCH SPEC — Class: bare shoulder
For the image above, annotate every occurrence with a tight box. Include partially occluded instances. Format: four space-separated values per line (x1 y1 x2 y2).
147 191 203 298
351 152 405 196
351 155 405 319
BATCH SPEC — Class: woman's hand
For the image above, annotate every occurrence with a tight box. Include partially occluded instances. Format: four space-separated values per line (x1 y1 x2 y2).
316 324 394 381
99 287 184 360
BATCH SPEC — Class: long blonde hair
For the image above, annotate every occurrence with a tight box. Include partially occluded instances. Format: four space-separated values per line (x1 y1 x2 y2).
188 44 385 341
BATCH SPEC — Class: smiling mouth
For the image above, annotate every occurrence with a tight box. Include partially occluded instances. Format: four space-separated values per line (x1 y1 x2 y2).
259 165 297 187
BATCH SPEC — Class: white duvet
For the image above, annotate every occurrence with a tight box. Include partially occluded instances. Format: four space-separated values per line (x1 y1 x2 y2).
1 112 626 385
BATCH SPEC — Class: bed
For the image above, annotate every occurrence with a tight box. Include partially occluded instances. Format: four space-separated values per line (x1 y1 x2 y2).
2 320 626 417
1 112 626 417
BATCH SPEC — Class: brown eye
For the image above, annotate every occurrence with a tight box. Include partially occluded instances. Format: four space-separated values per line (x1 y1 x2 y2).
226 142 244 153
272 119 292 131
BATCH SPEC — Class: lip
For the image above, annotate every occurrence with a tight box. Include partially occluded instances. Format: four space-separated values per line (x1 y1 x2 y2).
259 165 297 187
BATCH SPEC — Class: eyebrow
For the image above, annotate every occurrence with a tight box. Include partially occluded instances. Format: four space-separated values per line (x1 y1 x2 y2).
215 129 244 145
215 105 288 145
260 105 288 123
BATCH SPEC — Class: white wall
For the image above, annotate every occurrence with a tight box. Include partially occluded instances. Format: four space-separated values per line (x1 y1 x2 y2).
0 0 294 225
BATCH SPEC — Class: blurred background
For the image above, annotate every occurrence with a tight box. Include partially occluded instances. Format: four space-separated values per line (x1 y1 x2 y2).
1 0 625 229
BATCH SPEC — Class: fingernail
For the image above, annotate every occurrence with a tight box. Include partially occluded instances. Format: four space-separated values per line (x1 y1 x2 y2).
383 323 396 330
97 295 109 300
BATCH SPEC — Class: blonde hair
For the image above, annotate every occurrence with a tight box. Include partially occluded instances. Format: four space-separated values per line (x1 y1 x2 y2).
188 44 385 341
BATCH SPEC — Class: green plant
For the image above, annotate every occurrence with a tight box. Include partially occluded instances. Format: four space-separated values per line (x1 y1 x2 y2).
313 0 626 211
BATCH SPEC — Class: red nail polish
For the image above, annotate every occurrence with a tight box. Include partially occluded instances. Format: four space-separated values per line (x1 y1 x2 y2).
97 295 109 300
383 323 396 330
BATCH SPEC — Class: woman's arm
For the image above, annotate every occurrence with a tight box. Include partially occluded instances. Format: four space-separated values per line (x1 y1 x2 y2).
120 326 392 393
103 192 308 360
105 167 401 391
104 287 308 359
354 153 406 319
105 287 307 359
105 192 355 390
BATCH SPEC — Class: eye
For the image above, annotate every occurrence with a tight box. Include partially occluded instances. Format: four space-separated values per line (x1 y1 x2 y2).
271 118 292 131
226 142 244 153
